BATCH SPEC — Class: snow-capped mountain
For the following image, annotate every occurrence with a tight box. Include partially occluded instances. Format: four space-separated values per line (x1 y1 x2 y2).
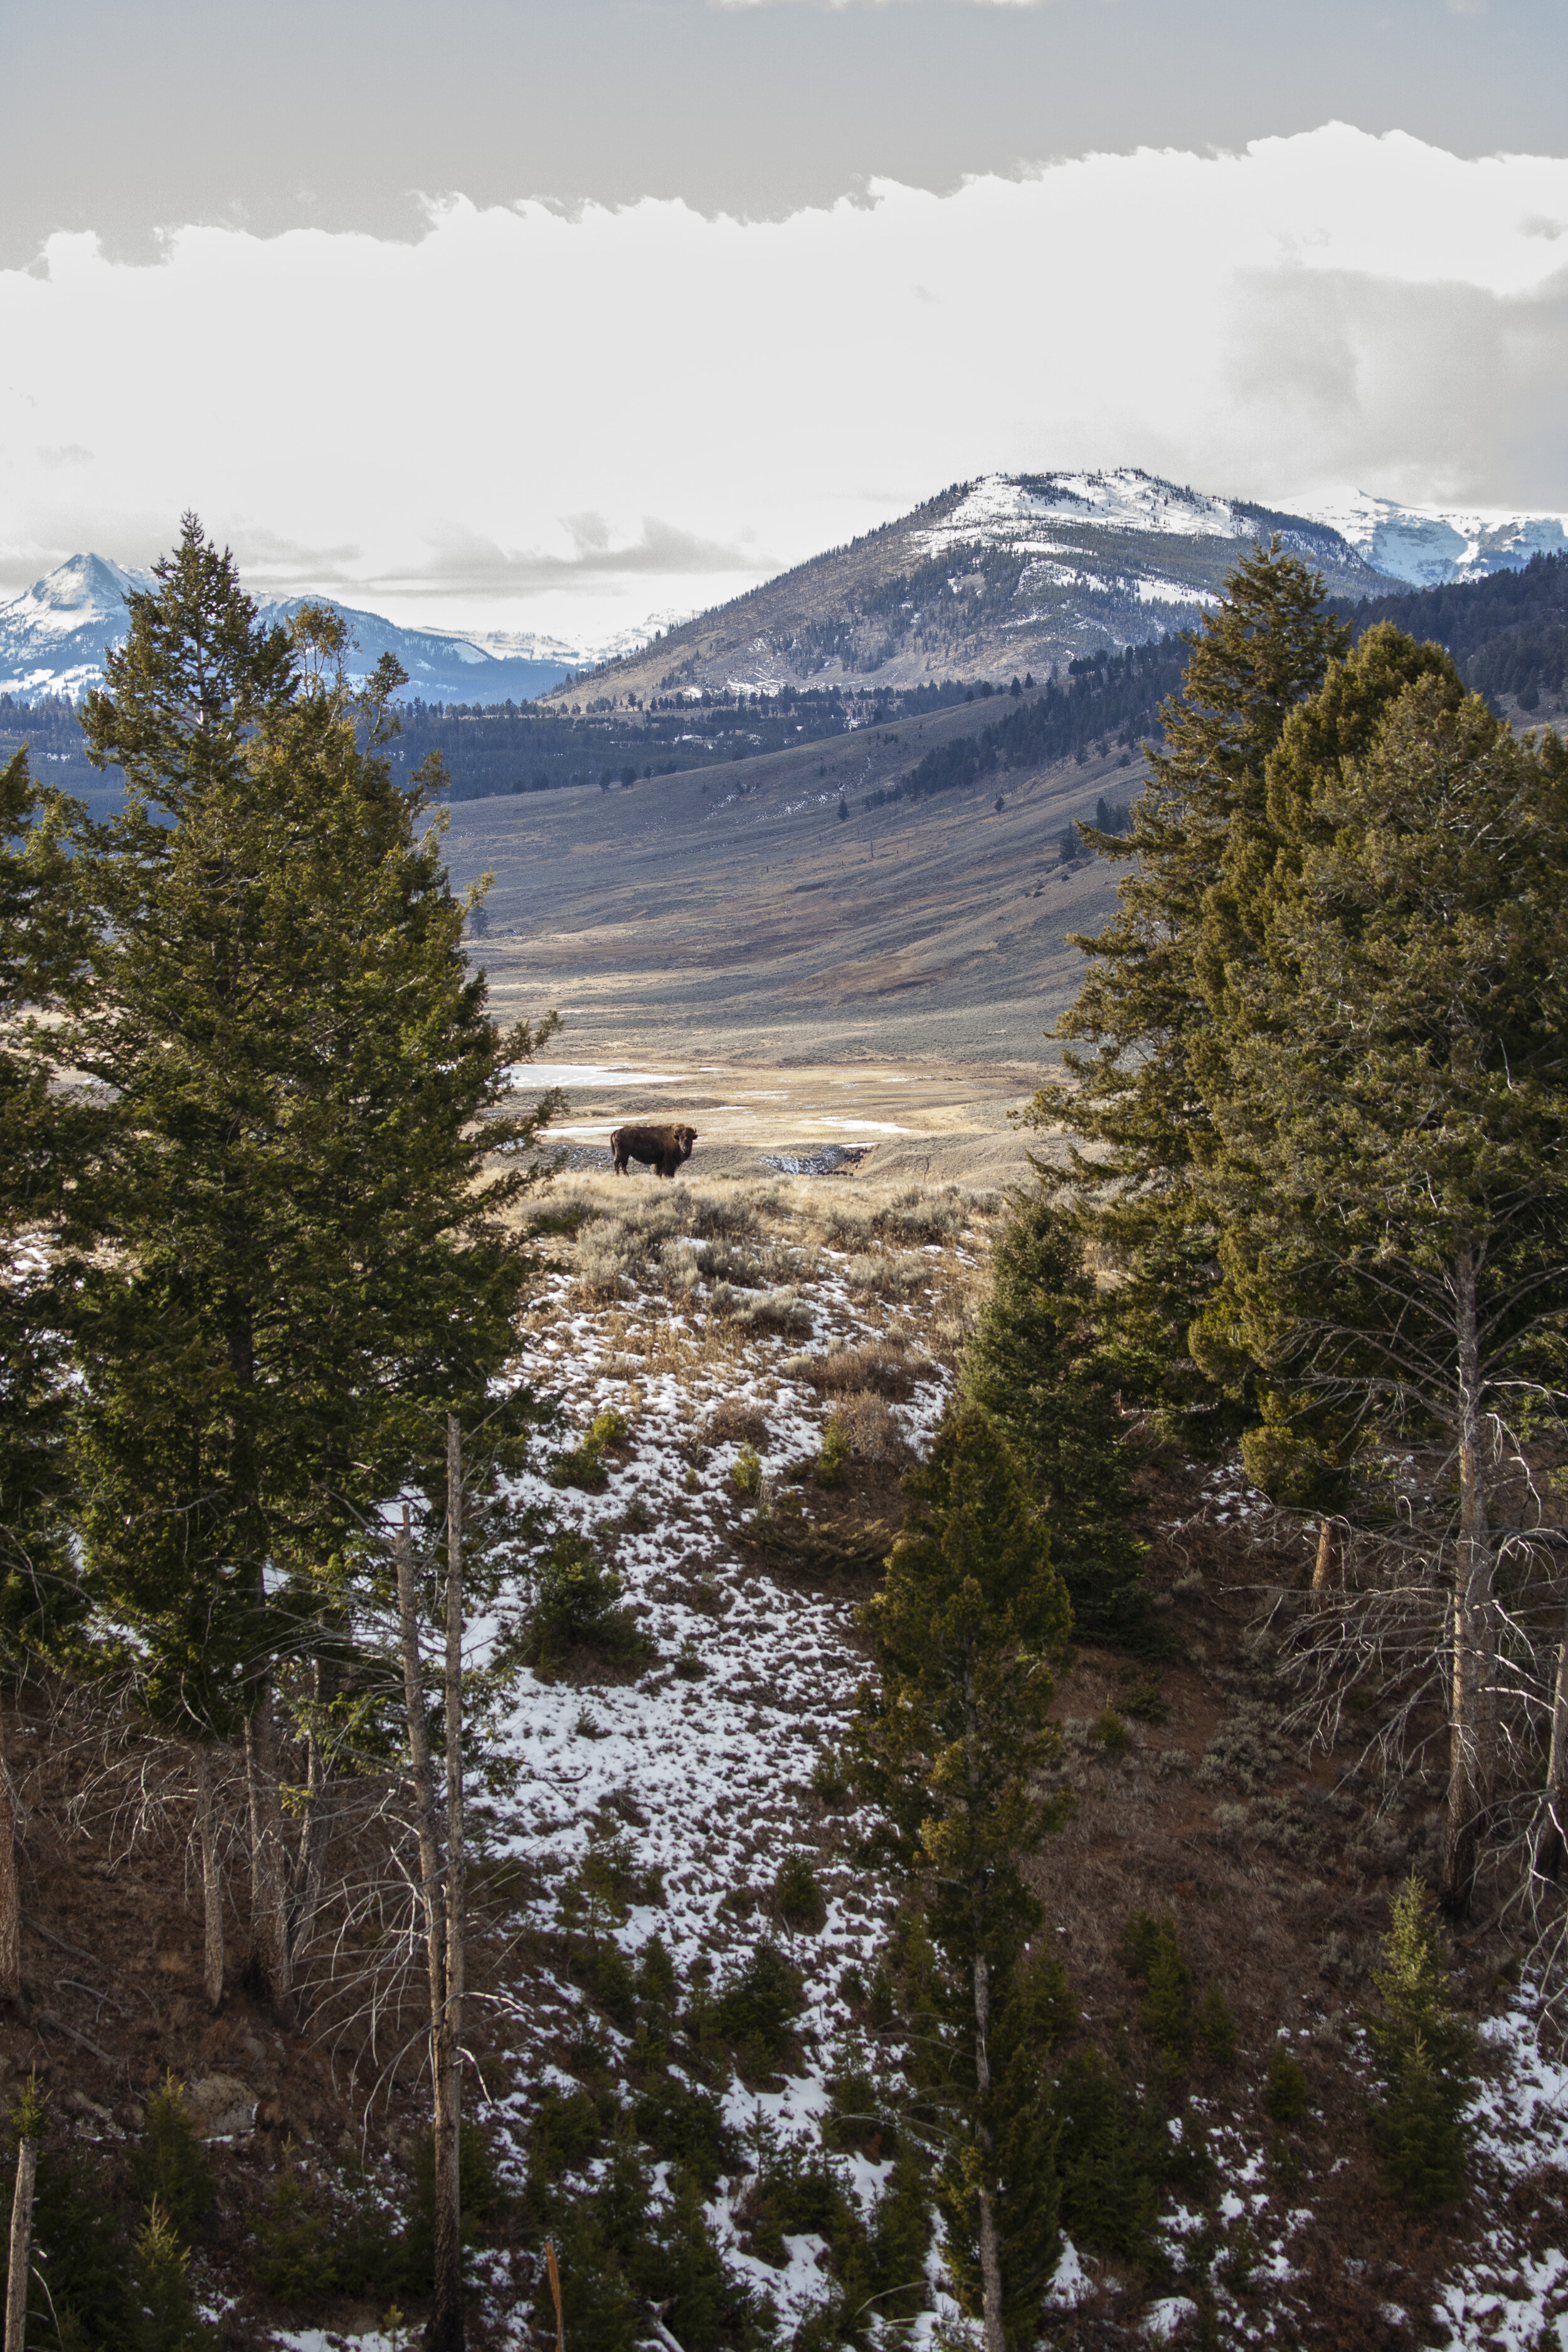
0 558 578 706
0 553 157 701
1311 492 1568 589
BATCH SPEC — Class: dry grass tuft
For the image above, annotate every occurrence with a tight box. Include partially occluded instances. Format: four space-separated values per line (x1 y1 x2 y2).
831 1390 911 1466
795 1341 935 1400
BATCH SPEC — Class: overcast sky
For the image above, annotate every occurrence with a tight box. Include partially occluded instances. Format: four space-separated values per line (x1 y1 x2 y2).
4 1 1567 647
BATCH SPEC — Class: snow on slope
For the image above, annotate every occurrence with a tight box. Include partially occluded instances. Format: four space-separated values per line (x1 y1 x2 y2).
0 557 576 705
1313 492 1568 590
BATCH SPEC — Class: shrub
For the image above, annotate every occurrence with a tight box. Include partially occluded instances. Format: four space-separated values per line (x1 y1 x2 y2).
530 2088 603 2183
1263 2048 1310 2126
1049 2045 1163 2263
252 2140 336 2300
528 1534 647 1661
831 1390 909 1466
1118 1910 1192 2062
549 1408 630 1491
772 1851 827 1932
711 1941 805 2073
814 1417 851 1488
130 2202 206 2352
1092 1704 1130 1754
1367 1872 1476 2209
731 1443 763 1497
632 2077 729 2186
1194 1987 1237 2065
127 2076 213 2238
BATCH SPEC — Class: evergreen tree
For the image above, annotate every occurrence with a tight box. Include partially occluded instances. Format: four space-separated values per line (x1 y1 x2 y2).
960 1189 1160 1650
1044 543 1349 1434
1197 664 1568 1912
0 746 96 1646
852 1405 1073 2352
1367 1874 1476 2207
70 522 561 2010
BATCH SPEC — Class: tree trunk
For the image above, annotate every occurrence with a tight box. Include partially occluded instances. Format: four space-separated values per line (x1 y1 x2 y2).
395 1502 463 2352
0 1707 21 2013
1440 1243 1496 1919
290 1660 337 1974
971 1949 1005 2352
4 2134 36 2352
244 1689 294 2018
1535 1597 1568 1883
433 1414 467 2352
1310 1518 1335 1605
194 1744 225 2011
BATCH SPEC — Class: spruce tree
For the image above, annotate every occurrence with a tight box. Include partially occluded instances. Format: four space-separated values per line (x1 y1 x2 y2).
1198 665 1568 1912
852 1405 1073 2352
1044 542 1348 1432
960 1189 1159 1650
1367 1874 1475 2207
70 521 561 2011
0 746 96 1647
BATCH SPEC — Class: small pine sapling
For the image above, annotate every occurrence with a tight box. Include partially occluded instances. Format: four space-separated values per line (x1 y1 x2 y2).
771 1851 827 1933
731 1443 764 1498
814 1417 852 1488
1367 1873 1476 2209
127 2077 213 2238
252 2140 337 2300
1263 2048 1310 2126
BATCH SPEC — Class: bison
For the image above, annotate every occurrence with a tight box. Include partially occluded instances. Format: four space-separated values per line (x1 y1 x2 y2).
610 1122 697 1179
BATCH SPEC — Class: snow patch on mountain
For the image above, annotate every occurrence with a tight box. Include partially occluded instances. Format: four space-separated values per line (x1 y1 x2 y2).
1313 492 1568 588
0 557 577 706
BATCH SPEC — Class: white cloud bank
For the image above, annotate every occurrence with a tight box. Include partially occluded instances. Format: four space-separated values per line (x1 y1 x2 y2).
2 123 1566 643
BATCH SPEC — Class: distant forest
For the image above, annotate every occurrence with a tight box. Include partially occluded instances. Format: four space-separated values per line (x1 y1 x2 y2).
3 553 1562 813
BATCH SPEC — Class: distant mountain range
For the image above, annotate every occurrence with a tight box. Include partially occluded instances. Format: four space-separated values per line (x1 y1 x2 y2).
0 554 579 707
6 475 1567 707
546 469 1568 703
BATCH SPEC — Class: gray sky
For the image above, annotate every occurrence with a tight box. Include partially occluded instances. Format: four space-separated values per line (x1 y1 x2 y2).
4 2 1567 647
8 0 1565 263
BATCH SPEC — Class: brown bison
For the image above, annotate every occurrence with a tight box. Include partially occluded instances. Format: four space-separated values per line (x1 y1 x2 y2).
610 1122 697 1179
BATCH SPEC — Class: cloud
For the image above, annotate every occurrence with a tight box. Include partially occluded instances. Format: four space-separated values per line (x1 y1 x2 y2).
4 125 1567 638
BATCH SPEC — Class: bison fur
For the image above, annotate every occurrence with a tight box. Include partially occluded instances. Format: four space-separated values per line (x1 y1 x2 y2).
610 1123 697 1179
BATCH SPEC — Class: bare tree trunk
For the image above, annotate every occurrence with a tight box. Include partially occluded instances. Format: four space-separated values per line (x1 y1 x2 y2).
1535 1598 1568 1883
4 2133 36 2352
244 1688 294 2018
0 1706 21 2013
433 1414 467 2352
290 1660 337 1973
971 1949 1005 2352
1441 1244 1496 1919
194 1744 225 2011
395 1501 463 2352
1311 1518 1336 1605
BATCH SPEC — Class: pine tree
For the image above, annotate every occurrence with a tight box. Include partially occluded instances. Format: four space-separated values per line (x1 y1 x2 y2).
960 1189 1159 1650
852 1405 1073 2352
0 746 96 1651
1367 1874 1475 2207
70 522 562 2012
1044 543 1349 1434
1198 664 1568 1912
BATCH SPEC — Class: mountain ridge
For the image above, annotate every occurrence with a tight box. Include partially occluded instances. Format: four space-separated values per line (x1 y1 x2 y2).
0 557 577 707
546 467 1568 706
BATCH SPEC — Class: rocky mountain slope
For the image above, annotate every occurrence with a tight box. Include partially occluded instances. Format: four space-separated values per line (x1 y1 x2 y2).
542 471 1568 709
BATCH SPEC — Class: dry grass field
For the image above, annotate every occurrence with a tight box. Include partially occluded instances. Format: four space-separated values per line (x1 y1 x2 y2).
443 706 1144 1076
